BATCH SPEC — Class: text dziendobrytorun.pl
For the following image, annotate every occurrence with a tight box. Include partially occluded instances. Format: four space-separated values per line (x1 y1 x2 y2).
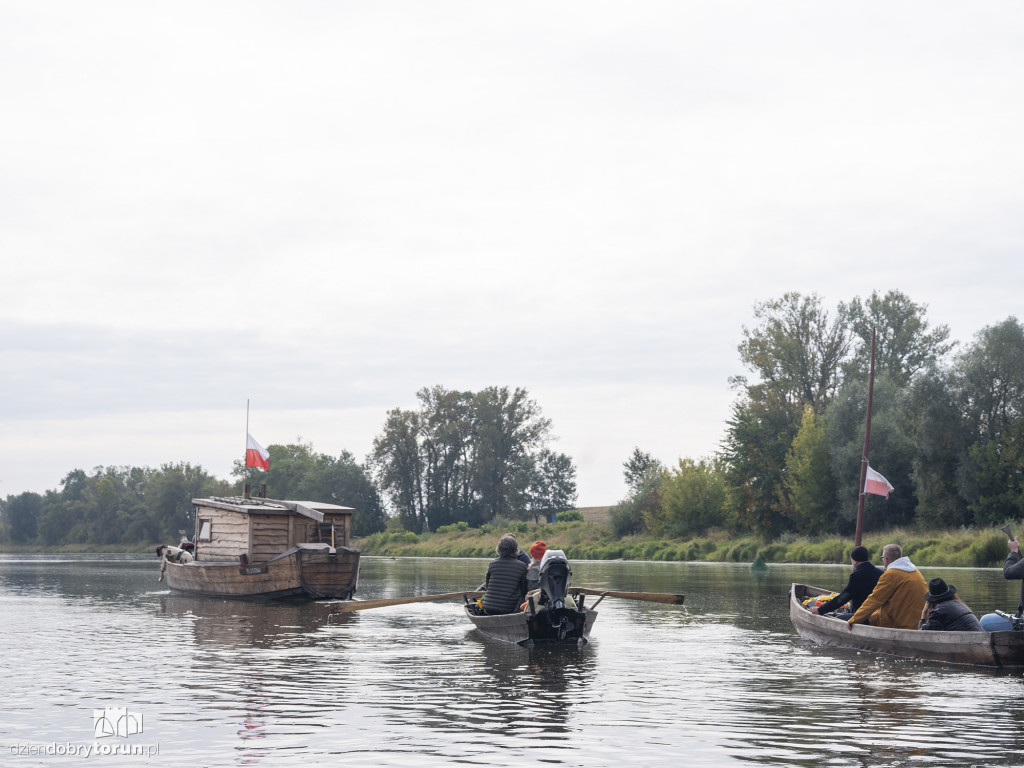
9 743 160 758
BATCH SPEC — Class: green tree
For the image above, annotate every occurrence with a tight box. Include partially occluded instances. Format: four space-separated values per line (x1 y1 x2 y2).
370 387 560 531
232 440 316 499
658 457 729 537
951 318 1024 520
470 386 552 521
0 492 41 544
522 449 578 524
608 462 666 537
300 450 387 537
781 407 838 534
418 386 479 529
954 317 1024 444
147 462 232 543
826 375 918 532
843 290 955 387
969 414 1024 526
623 448 664 494
909 365 970 528
370 408 426 532
233 441 388 536
726 293 855 538
722 391 801 538
36 471 89 545
736 292 853 410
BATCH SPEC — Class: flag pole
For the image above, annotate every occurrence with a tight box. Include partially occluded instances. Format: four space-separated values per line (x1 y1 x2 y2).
246 399 250 460
854 327 876 547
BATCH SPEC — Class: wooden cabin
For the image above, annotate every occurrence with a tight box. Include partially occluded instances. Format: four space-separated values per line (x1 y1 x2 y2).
190 496 355 562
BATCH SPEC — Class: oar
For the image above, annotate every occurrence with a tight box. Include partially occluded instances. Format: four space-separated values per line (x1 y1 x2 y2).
330 591 485 613
570 588 685 605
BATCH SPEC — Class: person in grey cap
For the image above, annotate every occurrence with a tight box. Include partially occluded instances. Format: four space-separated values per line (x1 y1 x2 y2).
808 545 883 617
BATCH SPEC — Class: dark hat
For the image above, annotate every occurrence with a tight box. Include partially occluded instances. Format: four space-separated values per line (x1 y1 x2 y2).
850 545 870 562
925 577 957 602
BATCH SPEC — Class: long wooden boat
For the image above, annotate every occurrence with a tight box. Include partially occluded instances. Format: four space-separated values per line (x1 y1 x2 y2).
160 495 360 600
463 594 597 646
790 583 1024 668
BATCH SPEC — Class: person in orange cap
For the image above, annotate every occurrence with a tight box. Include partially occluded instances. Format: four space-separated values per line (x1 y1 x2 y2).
526 541 547 593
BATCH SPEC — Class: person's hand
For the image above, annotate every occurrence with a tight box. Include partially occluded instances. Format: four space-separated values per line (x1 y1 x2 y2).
1011 537 1021 555
809 606 820 614
847 621 855 632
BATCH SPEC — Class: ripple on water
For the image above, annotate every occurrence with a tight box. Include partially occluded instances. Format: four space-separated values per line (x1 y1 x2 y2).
5 557 1024 767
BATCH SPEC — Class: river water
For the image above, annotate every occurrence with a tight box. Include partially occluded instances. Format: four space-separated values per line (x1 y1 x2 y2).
3 554 1024 767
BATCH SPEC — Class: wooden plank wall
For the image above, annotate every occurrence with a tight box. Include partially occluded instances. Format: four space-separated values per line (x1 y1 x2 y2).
251 516 292 560
193 504 355 561
194 507 249 560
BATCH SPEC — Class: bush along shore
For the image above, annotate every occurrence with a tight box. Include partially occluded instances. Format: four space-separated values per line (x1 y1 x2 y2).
354 519 1014 568
0 521 1011 568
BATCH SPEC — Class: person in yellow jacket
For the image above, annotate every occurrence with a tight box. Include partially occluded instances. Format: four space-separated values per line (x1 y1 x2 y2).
847 544 928 630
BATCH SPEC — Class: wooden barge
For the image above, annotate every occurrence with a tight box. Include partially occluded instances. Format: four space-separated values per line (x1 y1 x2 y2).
161 495 360 600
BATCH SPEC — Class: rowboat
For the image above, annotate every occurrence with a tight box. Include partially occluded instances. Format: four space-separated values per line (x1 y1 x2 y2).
159 494 360 600
464 549 597 646
463 595 597 646
790 583 1024 668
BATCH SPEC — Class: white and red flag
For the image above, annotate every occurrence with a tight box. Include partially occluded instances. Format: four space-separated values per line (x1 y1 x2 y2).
863 465 894 498
245 433 270 470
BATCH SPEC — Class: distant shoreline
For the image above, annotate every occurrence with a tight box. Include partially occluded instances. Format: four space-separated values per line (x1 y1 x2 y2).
1 517 1013 569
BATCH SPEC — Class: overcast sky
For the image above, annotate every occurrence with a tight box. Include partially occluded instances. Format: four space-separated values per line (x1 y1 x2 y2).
2 2 1022 508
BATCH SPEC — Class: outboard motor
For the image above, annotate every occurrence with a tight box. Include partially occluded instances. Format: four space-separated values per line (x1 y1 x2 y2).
538 549 571 609
538 550 578 640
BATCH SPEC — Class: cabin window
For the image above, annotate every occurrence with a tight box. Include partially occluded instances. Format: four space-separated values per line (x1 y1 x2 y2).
198 519 212 541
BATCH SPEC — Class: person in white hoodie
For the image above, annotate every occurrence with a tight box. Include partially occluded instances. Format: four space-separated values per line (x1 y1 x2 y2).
847 544 928 630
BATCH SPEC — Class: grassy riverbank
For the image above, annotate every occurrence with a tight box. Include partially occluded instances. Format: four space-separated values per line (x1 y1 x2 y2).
1 524 1011 568
355 520 1012 568
0 542 156 554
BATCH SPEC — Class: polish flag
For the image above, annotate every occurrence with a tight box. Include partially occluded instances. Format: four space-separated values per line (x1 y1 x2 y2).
245 433 270 470
864 465 894 498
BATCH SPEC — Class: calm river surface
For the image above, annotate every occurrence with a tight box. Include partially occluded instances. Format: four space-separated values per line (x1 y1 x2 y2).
4 554 1024 767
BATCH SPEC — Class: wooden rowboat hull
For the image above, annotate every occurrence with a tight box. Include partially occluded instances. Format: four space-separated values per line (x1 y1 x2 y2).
464 605 597 646
164 545 360 600
790 583 1024 668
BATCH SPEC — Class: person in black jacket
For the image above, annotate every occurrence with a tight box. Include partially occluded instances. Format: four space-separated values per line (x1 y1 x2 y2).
809 546 883 616
1005 534 1024 580
481 534 528 615
980 534 1024 630
918 578 982 631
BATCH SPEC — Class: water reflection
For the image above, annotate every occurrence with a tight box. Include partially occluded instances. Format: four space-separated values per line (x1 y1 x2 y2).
4 554 1024 767
468 641 596 736
158 594 335 649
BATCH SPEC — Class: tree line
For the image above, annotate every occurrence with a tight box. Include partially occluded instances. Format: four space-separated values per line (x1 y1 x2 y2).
0 386 576 547
610 290 1024 541
0 446 391 547
3 292 1021 548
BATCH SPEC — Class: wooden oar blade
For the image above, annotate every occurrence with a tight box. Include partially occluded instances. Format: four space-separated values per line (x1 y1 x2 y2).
332 591 485 613
571 587 685 605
